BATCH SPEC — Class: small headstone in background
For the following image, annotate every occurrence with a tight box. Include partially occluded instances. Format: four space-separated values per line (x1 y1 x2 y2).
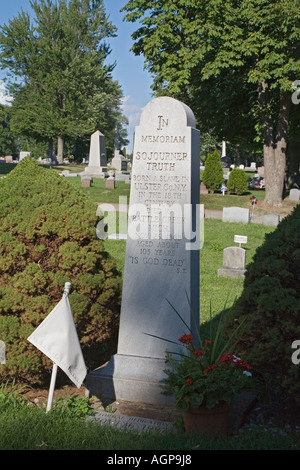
289 188 300 201
111 150 129 172
19 151 31 161
106 177 115 189
81 176 92 187
222 207 249 224
218 246 246 278
263 214 279 227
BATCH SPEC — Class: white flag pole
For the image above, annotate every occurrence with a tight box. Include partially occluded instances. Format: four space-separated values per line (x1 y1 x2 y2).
46 362 58 412
46 282 72 413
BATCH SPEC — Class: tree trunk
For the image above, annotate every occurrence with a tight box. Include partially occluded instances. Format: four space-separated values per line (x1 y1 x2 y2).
258 82 291 207
57 136 64 164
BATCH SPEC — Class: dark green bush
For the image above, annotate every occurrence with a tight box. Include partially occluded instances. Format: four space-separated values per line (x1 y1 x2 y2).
0 158 121 385
226 205 300 405
201 150 224 193
227 168 248 195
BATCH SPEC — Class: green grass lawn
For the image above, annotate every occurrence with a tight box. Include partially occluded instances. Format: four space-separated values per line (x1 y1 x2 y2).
1 388 300 450
199 219 275 324
66 175 131 204
103 219 275 326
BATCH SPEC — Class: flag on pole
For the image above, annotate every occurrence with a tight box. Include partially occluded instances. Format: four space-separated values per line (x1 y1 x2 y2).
28 284 87 388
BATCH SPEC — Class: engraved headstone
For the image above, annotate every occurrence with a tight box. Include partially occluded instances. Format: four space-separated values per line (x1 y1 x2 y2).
222 206 249 224
86 96 200 406
263 214 279 227
111 149 128 172
218 246 246 278
289 188 300 201
81 176 92 187
84 130 107 178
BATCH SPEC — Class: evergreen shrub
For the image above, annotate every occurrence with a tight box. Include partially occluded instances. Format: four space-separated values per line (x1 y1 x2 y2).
227 168 248 195
226 205 300 405
201 150 224 193
0 158 122 385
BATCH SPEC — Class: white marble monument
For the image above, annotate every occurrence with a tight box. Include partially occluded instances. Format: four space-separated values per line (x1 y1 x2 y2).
86 96 200 406
83 130 107 178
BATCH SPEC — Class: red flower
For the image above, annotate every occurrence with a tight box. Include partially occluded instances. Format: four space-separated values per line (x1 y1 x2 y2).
203 364 217 373
234 359 252 371
185 378 192 386
194 350 204 357
220 353 229 363
179 334 193 344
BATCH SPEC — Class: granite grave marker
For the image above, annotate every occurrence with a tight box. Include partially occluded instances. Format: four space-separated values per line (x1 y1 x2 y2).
86 96 200 405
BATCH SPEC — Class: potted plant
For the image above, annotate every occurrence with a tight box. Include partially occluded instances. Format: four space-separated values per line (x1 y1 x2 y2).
160 302 254 435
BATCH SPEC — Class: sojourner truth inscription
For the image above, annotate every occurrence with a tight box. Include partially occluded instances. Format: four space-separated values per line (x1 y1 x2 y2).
86 96 200 406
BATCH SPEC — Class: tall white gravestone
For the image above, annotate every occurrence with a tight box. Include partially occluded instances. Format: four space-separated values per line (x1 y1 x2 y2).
86 97 200 406
84 130 107 178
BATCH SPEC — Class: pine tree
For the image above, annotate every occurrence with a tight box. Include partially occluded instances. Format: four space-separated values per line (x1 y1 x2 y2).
201 150 224 193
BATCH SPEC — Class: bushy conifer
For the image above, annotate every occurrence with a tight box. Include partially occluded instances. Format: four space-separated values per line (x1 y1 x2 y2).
0 158 121 385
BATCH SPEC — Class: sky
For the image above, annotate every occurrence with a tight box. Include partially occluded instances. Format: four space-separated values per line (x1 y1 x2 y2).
0 0 154 152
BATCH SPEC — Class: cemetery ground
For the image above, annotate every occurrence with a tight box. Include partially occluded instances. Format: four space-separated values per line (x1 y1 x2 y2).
1 163 300 449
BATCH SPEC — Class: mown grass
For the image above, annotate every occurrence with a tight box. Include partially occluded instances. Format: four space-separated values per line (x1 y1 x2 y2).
199 219 275 324
1 394 300 450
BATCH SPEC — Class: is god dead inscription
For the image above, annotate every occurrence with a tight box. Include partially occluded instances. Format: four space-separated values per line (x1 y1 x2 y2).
86 97 200 406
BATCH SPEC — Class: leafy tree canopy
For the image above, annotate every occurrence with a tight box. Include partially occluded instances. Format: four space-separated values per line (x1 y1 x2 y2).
0 0 128 161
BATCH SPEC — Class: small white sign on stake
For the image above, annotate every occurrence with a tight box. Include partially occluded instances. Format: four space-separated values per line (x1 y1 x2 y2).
234 235 248 247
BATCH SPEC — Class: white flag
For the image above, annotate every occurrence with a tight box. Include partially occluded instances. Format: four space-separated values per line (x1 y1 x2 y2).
28 292 87 388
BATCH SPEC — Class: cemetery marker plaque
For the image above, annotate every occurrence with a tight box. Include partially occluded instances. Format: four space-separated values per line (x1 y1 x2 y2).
86 97 200 405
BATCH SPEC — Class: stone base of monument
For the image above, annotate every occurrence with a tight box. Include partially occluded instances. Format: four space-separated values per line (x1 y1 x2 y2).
217 267 246 278
83 166 107 178
85 354 175 407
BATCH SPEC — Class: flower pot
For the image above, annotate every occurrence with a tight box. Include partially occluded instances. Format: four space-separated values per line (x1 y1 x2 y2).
182 402 230 436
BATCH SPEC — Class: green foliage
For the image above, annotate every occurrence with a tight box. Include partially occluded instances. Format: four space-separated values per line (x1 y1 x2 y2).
161 303 253 411
0 0 128 159
51 395 93 418
0 105 19 156
0 158 121 385
227 169 249 195
122 0 300 206
201 150 224 192
0 381 30 412
226 205 300 405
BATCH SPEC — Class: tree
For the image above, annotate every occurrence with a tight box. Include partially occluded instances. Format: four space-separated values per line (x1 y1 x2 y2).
227 169 248 196
0 0 128 162
122 0 300 206
201 150 224 193
0 104 19 156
